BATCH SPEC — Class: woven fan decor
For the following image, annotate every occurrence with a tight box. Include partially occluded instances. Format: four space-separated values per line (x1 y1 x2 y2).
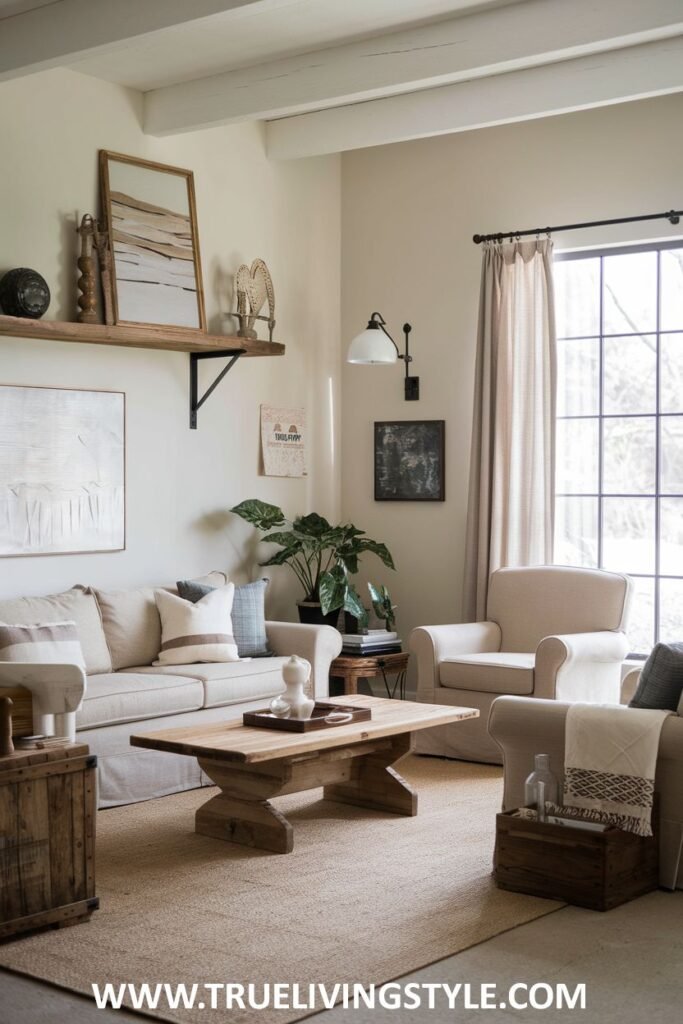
235 258 275 340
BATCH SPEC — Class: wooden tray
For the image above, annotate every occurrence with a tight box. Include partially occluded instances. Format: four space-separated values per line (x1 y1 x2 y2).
243 702 371 732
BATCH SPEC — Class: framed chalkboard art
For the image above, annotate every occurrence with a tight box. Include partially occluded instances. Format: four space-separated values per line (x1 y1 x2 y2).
374 420 445 502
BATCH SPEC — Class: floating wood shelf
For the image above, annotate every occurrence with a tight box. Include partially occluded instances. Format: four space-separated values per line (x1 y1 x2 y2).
0 313 285 357
0 313 286 428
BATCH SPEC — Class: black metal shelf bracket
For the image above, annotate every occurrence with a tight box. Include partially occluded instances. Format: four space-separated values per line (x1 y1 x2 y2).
190 349 245 429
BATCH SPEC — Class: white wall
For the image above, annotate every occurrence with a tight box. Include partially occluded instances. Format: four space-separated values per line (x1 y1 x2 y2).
0 70 341 617
341 94 683 663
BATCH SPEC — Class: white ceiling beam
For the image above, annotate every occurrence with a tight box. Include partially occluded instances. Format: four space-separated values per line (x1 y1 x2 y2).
0 0 275 82
266 38 683 159
144 0 683 135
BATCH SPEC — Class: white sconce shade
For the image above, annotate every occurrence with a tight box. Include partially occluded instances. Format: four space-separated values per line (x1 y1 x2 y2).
346 327 398 364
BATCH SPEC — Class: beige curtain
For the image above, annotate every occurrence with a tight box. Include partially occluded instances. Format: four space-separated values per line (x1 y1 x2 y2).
463 239 557 621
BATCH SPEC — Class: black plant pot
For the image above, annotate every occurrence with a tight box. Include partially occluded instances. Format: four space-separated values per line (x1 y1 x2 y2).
297 601 340 628
343 612 368 635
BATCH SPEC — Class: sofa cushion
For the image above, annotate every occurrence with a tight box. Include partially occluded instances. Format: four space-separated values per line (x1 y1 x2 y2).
77 672 203 730
177 577 273 658
630 642 683 711
439 652 535 695
0 620 86 670
128 657 287 709
93 572 228 670
0 588 111 674
154 586 239 666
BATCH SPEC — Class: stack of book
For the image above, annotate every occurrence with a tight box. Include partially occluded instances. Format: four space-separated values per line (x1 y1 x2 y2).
340 630 402 656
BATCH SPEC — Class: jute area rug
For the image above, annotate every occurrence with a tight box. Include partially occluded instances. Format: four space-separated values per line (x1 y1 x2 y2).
0 757 560 1024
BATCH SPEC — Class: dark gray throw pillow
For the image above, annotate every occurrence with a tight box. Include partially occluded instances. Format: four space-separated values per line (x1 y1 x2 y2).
176 578 273 658
629 642 683 711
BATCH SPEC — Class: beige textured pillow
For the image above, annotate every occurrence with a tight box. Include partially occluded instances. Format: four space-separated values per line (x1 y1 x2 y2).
154 585 239 666
93 572 229 670
0 588 110 675
0 620 86 670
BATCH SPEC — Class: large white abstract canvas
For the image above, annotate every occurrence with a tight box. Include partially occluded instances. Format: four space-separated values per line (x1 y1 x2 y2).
0 386 125 556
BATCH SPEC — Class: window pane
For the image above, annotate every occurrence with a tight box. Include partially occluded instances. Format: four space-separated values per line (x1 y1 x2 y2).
556 419 599 493
661 333 683 413
627 577 655 656
603 251 657 335
661 248 683 332
661 498 683 576
557 338 599 416
554 496 598 567
602 417 656 494
660 416 683 494
603 335 656 414
659 578 683 644
555 258 600 338
602 497 655 574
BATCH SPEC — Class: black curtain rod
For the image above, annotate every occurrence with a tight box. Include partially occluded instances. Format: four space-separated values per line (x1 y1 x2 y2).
472 209 682 244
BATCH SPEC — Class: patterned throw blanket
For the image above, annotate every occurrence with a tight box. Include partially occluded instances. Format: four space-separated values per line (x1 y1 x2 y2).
553 703 671 836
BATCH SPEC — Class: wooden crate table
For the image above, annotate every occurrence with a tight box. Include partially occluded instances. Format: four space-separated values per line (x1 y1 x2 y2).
0 742 99 941
131 695 477 854
330 651 410 699
494 808 659 912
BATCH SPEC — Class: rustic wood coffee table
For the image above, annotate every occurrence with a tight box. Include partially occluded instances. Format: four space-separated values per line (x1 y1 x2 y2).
131 695 477 854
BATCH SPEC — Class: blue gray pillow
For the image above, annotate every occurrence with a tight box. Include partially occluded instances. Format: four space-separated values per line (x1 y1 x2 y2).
176 578 273 658
629 642 683 711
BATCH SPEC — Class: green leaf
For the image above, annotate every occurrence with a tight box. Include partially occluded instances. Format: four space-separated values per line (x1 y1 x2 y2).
260 545 299 567
260 530 301 548
358 539 395 570
294 512 333 538
343 585 367 623
318 569 346 615
231 499 286 530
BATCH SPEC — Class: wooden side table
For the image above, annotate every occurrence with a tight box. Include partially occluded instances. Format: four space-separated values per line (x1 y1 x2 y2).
0 741 99 941
330 651 410 699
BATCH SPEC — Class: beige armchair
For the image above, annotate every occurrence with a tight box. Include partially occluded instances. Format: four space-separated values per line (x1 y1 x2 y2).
410 566 632 763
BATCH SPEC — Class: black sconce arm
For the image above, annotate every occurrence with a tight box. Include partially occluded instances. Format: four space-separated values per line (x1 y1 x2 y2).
368 311 413 375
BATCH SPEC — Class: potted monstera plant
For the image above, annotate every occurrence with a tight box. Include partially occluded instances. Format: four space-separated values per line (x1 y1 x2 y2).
230 499 395 626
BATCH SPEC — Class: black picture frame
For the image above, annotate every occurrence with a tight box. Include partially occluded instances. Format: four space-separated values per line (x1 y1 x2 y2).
374 420 445 502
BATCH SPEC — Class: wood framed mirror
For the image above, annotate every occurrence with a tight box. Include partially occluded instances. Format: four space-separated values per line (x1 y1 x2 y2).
99 151 206 331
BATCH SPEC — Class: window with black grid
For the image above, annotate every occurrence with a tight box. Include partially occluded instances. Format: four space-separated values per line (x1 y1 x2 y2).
554 243 683 656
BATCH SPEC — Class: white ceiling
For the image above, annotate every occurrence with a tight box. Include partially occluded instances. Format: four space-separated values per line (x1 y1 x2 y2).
1 0 682 158
68 0 503 91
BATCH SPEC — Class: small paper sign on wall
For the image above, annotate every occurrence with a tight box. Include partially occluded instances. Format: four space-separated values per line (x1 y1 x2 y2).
260 405 307 477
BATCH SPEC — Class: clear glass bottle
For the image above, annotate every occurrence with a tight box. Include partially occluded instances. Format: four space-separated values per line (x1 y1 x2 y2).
524 754 559 822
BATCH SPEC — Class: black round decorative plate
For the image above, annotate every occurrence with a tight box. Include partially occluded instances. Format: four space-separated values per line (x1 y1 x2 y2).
0 268 51 319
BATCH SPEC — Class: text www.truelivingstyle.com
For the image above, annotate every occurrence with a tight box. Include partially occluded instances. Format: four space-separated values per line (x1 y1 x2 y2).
92 981 587 1012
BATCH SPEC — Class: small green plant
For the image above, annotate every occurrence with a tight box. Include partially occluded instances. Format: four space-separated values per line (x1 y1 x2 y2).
368 582 396 631
230 499 395 618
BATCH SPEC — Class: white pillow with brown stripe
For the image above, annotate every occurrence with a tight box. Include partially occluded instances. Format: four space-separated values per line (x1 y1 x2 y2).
0 620 86 669
153 585 239 666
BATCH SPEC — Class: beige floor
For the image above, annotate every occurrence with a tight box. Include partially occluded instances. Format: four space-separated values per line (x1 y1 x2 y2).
2 890 681 1023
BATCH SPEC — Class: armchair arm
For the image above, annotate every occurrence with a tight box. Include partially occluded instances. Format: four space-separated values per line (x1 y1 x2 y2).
488 696 570 810
265 622 342 700
621 666 642 705
410 621 502 703
535 630 629 702
0 662 87 741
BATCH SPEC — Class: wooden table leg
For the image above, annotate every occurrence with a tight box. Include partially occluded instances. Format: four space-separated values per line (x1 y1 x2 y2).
196 758 293 853
323 732 417 816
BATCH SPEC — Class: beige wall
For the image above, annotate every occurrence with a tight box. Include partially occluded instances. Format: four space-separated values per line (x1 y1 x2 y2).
0 70 341 617
341 94 683 658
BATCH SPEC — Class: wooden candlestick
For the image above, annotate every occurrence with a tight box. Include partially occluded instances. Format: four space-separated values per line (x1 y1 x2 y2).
77 214 99 324
0 696 14 756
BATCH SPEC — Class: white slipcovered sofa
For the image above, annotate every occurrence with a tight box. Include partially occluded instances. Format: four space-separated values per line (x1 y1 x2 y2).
0 576 341 807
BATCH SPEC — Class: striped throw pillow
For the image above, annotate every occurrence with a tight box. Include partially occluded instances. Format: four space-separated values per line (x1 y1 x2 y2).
0 620 86 669
154 585 240 666
176 577 273 658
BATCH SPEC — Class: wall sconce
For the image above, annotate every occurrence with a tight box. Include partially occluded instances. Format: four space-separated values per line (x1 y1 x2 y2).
347 311 419 400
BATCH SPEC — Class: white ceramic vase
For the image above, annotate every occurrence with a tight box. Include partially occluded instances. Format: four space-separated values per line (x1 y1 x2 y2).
281 655 314 720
